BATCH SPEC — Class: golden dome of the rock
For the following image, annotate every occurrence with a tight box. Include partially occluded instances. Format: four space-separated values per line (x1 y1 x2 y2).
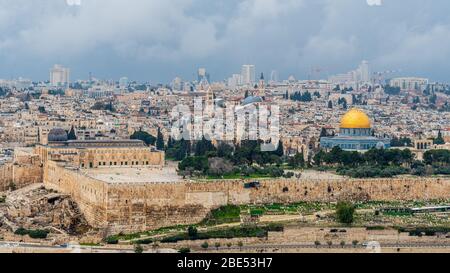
340 108 371 129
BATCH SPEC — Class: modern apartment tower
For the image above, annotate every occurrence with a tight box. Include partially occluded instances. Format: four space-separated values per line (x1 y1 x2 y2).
197 68 210 83
358 60 370 83
241 65 256 86
50 64 70 87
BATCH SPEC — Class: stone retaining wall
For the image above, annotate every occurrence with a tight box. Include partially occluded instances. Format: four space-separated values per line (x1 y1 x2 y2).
43 161 450 234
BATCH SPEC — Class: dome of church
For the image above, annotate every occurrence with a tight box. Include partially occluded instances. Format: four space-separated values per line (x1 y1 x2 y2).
340 108 371 129
48 128 68 142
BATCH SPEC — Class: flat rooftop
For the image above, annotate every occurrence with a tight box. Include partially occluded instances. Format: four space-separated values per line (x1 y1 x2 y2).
82 166 182 184
46 139 150 149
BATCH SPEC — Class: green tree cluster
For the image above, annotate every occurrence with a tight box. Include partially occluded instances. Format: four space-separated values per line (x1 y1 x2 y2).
166 138 191 161
288 152 305 169
314 147 414 178
384 85 401 95
290 91 312 102
424 150 450 166
91 101 115 112
336 202 355 224
130 130 156 146
390 137 412 147
175 139 287 178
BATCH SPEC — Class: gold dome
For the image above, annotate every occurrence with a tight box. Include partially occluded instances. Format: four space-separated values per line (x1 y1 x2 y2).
340 108 371 129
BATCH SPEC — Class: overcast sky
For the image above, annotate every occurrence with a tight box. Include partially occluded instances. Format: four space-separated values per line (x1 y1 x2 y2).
1 0 450 83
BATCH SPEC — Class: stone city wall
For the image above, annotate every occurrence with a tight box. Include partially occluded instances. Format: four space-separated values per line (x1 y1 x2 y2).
43 161 450 234
105 183 210 234
43 161 108 228
0 162 43 192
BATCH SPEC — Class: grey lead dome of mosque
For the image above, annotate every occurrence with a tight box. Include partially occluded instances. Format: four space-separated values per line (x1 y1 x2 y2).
48 128 68 142
242 96 263 106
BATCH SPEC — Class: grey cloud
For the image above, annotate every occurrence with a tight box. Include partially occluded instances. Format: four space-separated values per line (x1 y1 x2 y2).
1 0 450 82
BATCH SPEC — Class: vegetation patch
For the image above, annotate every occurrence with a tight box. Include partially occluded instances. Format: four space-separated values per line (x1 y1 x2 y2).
14 228 49 239
382 210 413 217
115 224 192 241
201 205 241 225
397 227 450 237
336 202 356 224
173 139 288 179
244 202 335 216
135 238 154 245
105 236 119 244
366 226 386 231
178 247 191 253
113 200 449 244
130 130 156 146
79 242 101 247
314 147 450 178
161 224 284 243
249 208 265 216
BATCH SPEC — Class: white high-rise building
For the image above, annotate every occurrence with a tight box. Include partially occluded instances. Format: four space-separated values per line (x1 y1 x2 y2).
50 64 70 87
172 77 183 91
358 60 370 83
119 77 129 89
270 70 279 83
389 77 429 91
227 74 242 89
241 65 256 86
328 60 370 88
197 68 210 83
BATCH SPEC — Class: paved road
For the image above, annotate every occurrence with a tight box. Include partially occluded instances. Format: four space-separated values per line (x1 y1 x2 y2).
0 241 180 253
217 242 450 251
0 242 135 253
2 241 449 253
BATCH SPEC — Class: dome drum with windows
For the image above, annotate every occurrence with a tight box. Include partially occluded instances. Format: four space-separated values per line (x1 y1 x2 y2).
340 108 372 137
320 108 390 151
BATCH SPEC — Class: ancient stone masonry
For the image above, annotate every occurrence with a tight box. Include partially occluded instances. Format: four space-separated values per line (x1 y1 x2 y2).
0 184 89 235
43 160 450 234
43 161 108 230
0 153 43 192
105 183 210 234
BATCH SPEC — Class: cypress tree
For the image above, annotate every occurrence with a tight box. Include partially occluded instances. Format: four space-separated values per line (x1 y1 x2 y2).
68 126 77 140
274 140 284 157
167 135 174 149
156 127 165 150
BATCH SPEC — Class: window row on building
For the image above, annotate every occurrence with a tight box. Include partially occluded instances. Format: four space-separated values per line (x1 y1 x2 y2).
81 161 152 168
